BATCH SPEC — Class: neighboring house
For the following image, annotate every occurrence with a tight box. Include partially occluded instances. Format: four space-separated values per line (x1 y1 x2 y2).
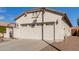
4 23 15 39
13 8 72 42
71 27 79 36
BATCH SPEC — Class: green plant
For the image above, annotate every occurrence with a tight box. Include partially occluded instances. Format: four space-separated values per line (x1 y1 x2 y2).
0 26 6 33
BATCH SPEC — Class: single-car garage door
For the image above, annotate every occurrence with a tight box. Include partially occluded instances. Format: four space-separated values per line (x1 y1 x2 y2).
43 24 55 44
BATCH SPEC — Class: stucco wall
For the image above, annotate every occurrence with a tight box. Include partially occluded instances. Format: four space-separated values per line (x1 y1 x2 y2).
61 19 71 38
4 28 12 38
16 12 42 24
13 27 20 39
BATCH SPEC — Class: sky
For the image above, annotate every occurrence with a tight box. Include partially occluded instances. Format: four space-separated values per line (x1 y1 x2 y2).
0 7 79 26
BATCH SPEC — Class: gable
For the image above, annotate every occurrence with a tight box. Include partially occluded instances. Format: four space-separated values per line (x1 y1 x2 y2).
15 8 72 27
44 10 63 22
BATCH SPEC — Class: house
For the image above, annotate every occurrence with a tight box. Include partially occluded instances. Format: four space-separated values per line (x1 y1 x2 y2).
71 26 79 36
0 22 15 40
13 8 72 43
4 23 15 39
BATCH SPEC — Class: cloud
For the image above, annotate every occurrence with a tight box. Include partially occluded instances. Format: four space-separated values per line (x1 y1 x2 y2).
0 15 5 20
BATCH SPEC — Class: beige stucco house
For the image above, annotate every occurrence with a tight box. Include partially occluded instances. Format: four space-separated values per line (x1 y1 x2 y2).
13 8 72 43
4 23 15 39
0 22 15 39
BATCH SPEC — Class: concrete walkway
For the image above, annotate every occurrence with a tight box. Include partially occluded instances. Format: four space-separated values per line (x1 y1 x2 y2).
0 39 57 51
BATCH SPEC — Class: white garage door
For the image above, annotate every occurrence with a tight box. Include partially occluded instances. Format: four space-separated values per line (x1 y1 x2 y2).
20 25 42 40
43 24 54 44
31 25 42 40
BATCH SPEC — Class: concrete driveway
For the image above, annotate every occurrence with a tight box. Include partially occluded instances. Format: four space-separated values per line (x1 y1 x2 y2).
2 36 79 51
51 36 79 51
0 39 57 51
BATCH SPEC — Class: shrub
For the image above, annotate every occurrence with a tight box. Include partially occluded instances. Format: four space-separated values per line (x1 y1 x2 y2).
0 26 6 33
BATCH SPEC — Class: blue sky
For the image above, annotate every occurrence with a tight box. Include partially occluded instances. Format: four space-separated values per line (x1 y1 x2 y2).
0 7 79 26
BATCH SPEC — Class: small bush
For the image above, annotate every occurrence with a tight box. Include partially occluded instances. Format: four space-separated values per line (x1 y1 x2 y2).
0 26 6 33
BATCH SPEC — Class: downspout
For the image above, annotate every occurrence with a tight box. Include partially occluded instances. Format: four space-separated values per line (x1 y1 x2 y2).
54 22 55 42
42 9 44 40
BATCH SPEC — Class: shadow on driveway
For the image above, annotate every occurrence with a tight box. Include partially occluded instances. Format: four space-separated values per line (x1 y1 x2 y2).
50 36 79 51
41 40 61 51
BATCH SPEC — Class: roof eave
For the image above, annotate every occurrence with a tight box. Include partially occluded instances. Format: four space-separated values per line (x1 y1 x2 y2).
14 7 72 27
15 8 66 20
63 14 72 27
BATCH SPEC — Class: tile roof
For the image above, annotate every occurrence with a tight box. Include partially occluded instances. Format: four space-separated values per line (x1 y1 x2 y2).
0 21 15 27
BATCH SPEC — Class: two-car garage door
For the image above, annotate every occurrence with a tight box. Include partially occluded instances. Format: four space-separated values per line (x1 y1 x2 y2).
20 24 54 43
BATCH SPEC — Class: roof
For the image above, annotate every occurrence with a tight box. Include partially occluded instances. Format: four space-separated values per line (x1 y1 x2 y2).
71 26 79 29
8 23 16 28
0 21 15 27
0 22 9 27
15 7 72 27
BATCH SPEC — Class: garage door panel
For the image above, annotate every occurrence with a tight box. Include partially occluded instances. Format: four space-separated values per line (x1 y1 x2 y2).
31 26 42 40
43 24 54 44
20 25 42 40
